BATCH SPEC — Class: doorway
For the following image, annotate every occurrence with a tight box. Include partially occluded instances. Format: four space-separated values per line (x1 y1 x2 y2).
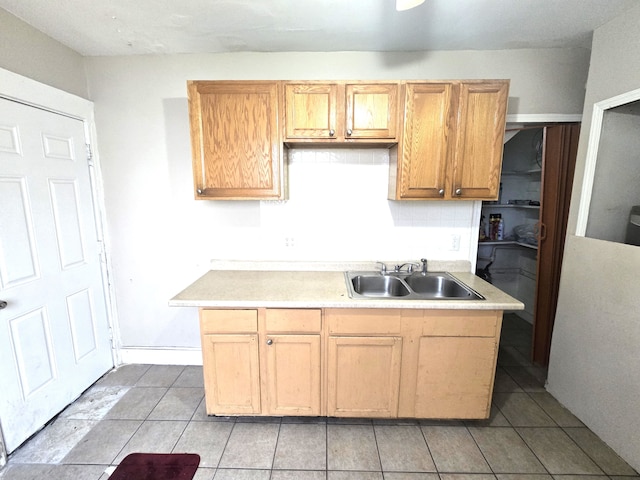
477 123 580 367
0 83 113 453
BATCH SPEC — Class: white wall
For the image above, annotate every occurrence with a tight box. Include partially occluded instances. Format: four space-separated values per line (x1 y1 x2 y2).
82 49 590 354
547 3 640 470
0 9 88 98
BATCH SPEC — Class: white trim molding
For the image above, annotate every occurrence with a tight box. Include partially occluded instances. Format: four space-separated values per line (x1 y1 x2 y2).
506 114 582 124
575 87 640 236
119 348 203 366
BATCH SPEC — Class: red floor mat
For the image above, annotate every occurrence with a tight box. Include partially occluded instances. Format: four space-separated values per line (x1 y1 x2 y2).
109 453 200 480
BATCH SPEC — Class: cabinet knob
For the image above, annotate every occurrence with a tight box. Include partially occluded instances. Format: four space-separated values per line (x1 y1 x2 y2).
266 339 273 345
329 129 335 137
438 189 445 197
454 188 462 196
197 188 203 195
346 129 353 136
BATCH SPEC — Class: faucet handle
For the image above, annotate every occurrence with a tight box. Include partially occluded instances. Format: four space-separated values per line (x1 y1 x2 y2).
375 261 387 274
420 258 428 274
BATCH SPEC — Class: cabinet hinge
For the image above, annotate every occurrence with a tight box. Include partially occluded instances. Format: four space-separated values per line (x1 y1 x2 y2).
86 143 94 165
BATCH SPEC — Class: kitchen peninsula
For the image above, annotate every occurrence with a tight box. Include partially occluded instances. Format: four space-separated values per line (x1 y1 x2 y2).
170 261 523 420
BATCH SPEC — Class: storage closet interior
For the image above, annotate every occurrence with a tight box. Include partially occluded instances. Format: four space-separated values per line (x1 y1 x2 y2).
477 127 544 324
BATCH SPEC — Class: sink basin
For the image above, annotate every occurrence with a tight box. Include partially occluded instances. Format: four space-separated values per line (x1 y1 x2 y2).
345 271 484 300
404 274 478 299
351 275 411 297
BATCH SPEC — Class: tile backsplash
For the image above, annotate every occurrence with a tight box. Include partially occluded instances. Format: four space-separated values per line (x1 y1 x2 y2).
205 148 478 263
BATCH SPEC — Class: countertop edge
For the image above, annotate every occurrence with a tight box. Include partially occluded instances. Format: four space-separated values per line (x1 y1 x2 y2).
169 269 525 311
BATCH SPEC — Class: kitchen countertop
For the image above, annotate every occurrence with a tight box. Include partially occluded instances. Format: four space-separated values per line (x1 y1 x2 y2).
169 265 524 311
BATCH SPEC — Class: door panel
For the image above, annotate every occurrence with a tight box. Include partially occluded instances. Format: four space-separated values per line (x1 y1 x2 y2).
0 177 39 285
532 124 580 366
327 336 402 417
0 98 113 452
265 334 321 415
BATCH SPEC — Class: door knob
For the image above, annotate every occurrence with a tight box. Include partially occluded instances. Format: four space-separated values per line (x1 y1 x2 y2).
0 300 7 310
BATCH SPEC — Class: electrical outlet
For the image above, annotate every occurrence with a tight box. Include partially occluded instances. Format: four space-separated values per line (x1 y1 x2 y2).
284 236 295 248
450 234 460 251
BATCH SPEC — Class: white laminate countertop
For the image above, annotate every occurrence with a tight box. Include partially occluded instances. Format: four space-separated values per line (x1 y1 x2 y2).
169 268 524 311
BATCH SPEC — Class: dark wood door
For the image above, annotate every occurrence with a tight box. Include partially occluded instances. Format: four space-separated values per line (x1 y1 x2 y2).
532 124 580 366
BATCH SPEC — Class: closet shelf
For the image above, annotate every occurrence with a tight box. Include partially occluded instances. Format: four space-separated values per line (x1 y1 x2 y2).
483 203 540 210
501 169 542 175
478 240 538 250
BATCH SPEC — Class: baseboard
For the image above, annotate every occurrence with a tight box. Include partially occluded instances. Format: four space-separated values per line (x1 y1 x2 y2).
118 347 203 366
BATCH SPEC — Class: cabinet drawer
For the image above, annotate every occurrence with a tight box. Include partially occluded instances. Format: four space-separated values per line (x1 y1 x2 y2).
265 309 321 333
326 309 402 335
200 309 258 333
420 310 499 337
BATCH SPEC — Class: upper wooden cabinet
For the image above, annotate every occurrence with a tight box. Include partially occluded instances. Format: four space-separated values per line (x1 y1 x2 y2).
187 81 284 199
389 80 509 200
186 79 508 201
284 82 400 142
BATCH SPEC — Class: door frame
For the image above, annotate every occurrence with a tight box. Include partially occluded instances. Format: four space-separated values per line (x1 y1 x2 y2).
0 67 120 365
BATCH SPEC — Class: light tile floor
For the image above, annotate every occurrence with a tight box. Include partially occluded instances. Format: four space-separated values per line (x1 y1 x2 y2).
1 314 638 479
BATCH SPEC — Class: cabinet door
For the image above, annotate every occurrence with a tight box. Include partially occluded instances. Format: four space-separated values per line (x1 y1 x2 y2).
413 336 497 418
451 81 509 200
285 83 338 140
345 83 399 140
327 336 402 417
187 81 283 199
392 82 454 199
201 334 261 415
264 334 321 416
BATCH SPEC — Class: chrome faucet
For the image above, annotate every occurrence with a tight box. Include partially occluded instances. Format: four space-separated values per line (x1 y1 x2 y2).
394 262 420 273
376 261 387 274
420 258 428 275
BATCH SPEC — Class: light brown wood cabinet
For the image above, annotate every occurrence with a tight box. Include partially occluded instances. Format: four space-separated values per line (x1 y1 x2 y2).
263 309 322 416
187 81 284 199
187 79 508 201
326 309 403 417
389 80 509 200
284 82 399 142
200 307 502 419
200 309 261 414
199 307 502 419
199 308 321 416
398 310 501 419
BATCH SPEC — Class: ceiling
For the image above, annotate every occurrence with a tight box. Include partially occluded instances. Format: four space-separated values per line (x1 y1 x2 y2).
1 0 637 56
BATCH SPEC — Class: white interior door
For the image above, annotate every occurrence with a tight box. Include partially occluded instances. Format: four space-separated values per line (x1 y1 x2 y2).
0 98 113 453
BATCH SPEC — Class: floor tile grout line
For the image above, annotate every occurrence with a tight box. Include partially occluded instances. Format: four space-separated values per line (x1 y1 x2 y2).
491 377 555 477
214 417 239 470
465 423 498 476
371 420 383 473
559 425 628 476
268 420 282 476
417 421 437 473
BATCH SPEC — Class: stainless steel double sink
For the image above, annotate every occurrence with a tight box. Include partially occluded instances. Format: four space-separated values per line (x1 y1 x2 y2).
345 271 484 301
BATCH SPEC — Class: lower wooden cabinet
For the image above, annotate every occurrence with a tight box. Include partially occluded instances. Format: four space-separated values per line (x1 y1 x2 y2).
327 336 402 417
201 333 261 414
412 336 497 418
397 309 501 419
199 308 321 416
264 334 321 415
199 307 502 419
